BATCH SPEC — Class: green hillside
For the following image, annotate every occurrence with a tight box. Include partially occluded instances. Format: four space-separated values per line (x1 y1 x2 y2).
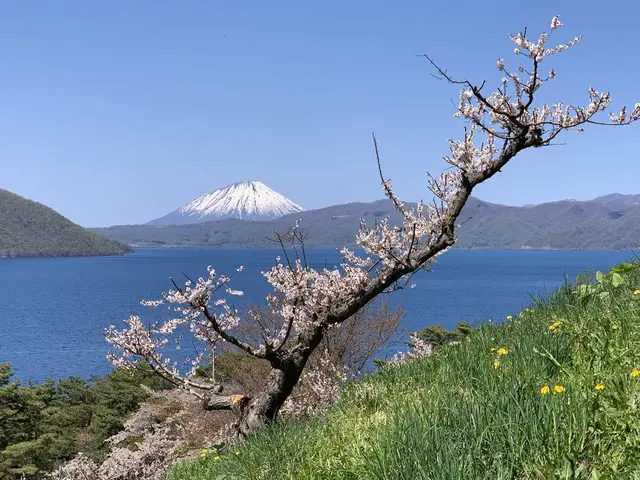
0 189 132 258
171 262 640 479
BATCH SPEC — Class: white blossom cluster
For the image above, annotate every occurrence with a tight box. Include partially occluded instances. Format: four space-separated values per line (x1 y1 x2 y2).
355 196 448 269
390 334 434 366
48 426 182 480
455 14 638 150
281 352 350 418
105 265 247 391
263 252 370 335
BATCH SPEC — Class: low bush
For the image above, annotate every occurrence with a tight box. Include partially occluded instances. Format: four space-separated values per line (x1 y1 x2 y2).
0 364 173 479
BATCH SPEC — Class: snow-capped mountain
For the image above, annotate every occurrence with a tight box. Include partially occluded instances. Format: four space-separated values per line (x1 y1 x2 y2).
148 181 304 225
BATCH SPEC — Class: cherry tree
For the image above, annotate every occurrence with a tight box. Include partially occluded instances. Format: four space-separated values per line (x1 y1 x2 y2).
106 16 639 436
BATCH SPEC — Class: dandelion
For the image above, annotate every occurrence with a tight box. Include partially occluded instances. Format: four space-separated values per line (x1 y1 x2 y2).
549 321 562 332
497 348 508 356
595 384 605 391
235 451 241 456
493 360 501 369
540 385 550 395
634 289 640 295
632 369 639 377
213 456 221 461
553 384 566 394
611 323 619 330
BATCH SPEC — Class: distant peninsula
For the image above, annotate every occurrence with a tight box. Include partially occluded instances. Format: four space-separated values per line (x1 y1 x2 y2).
0 188 132 258
91 194 640 251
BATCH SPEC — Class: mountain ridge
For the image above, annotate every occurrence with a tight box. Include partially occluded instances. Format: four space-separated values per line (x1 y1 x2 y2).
591 193 640 207
91 194 640 251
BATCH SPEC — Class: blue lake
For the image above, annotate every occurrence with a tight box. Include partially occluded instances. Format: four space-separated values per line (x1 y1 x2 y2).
0 248 634 383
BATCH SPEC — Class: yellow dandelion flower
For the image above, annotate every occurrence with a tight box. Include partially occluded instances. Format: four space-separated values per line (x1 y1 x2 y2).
549 321 562 331
553 385 566 394
497 348 508 356
595 384 605 391
200 451 207 458
506 315 513 320
634 289 640 295
493 360 501 369
632 369 639 377
235 451 241 456
540 385 550 395
213 456 221 461
611 323 619 330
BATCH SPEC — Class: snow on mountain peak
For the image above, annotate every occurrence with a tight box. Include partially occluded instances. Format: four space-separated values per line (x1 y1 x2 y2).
148 181 304 225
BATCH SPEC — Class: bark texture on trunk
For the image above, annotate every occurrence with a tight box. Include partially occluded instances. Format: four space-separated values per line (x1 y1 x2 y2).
202 361 307 435
202 324 328 435
236 324 326 436
235 365 301 435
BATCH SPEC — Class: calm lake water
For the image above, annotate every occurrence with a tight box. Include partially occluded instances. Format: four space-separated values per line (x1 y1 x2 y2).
0 248 633 383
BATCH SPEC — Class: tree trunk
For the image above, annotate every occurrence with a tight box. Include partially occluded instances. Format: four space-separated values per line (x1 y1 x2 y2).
235 363 303 436
202 365 304 436
202 325 326 436
237 324 325 436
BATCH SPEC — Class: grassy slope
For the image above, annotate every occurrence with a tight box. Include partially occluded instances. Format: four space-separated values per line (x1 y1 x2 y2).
0 188 132 257
171 263 640 480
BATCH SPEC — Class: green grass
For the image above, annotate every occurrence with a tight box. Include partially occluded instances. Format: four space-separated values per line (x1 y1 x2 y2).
170 263 640 479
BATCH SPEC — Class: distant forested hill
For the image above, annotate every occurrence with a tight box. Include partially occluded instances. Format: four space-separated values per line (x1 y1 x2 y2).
0 189 132 258
454 196 640 250
92 195 640 251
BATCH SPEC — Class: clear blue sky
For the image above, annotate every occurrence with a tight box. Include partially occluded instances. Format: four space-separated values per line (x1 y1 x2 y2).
1 1 638 227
